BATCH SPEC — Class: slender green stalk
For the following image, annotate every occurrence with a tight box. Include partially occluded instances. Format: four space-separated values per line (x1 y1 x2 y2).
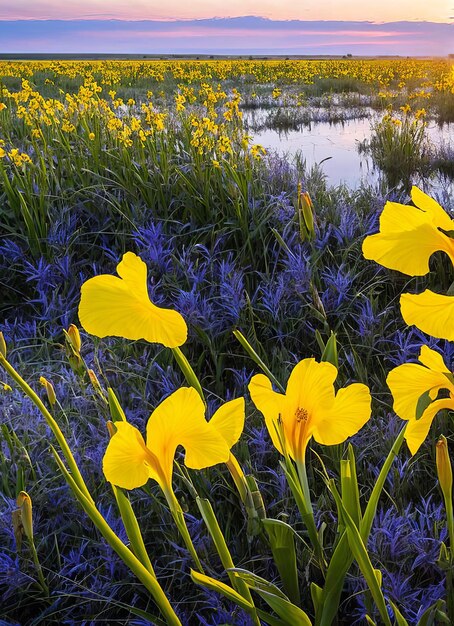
52 447 182 626
0 354 93 502
29 540 49 597
196 497 260 625
171 347 206 405
164 489 204 573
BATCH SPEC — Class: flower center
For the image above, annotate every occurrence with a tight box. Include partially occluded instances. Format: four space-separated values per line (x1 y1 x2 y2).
295 407 308 422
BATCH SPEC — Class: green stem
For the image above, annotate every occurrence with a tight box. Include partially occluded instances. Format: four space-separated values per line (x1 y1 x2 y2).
290 459 324 571
165 489 204 573
296 459 314 517
29 540 49 596
443 486 454 622
196 497 260 625
0 355 93 502
171 347 206 405
52 448 181 626
226 454 248 505
361 423 407 540
112 485 156 576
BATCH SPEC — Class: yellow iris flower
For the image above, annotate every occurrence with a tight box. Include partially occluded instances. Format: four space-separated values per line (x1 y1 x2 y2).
79 252 187 348
103 387 244 494
400 290 454 341
362 186 454 276
248 358 371 462
387 345 454 455
362 186 454 340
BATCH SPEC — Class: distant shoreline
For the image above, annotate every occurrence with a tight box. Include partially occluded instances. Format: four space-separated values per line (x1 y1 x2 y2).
0 53 448 61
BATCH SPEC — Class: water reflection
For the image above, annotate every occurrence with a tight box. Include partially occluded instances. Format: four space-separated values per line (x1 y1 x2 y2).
246 109 453 191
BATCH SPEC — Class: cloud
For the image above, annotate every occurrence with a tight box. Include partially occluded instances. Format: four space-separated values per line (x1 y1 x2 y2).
0 17 451 55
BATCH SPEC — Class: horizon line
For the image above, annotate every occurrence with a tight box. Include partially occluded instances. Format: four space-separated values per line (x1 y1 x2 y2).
1 16 452 24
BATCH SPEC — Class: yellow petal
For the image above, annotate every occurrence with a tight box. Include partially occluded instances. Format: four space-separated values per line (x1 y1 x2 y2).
362 220 454 276
209 397 245 449
312 383 371 445
386 362 453 422
79 252 187 348
285 358 337 420
103 422 151 490
411 186 454 232
248 374 284 454
405 398 454 455
400 291 454 341
146 387 229 490
418 345 451 374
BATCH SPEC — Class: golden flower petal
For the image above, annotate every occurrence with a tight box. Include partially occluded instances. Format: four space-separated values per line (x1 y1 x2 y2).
362 187 454 276
145 387 230 490
418 345 451 374
285 358 337 419
410 186 454 232
209 397 245 449
400 290 454 341
312 383 371 446
250 359 372 462
405 398 454 455
79 252 187 348
248 374 284 455
103 422 151 490
362 219 454 276
386 360 453 423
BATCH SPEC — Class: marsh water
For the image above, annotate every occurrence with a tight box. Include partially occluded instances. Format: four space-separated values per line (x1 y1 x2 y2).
245 108 453 191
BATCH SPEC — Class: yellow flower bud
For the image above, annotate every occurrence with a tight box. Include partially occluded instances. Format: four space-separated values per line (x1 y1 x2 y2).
88 368 103 393
106 420 118 438
0 331 6 358
16 491 33 541
436 435 453 503
66 324 81 354
39 376 57 406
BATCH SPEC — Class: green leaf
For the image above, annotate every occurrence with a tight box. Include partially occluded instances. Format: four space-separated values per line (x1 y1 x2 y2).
415 390 432 421
256 609 289 626
229 568 289 600
321 331 338 369
388 600 409 626
262 518 301 606
190 570 254 613
341 457 361 529
416 599 448 626
108 387 127 422
233 329 284 392
328 480 392 626
171 347 205 405
310 582 323 615
252 589 312 626
195 498 254 606
112 485 155 574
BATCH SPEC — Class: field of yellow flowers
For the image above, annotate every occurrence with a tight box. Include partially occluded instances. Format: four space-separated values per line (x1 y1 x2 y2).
0 58 453 626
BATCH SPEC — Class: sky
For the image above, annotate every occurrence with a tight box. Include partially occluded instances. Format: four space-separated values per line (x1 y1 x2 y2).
0 1 453 55
1 0 452 22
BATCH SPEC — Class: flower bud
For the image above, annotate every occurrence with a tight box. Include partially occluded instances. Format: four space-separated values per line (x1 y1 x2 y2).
11 508 23 550
298 190 315 241
39 376 57 406
16 491 33 541
66 324 81 354
0 331 6 358
106 420 117 438
436 435 453 503
88 369 102 391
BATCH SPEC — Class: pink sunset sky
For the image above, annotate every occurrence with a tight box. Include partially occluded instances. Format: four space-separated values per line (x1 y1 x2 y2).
0 1 452 54
1 0 452 22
